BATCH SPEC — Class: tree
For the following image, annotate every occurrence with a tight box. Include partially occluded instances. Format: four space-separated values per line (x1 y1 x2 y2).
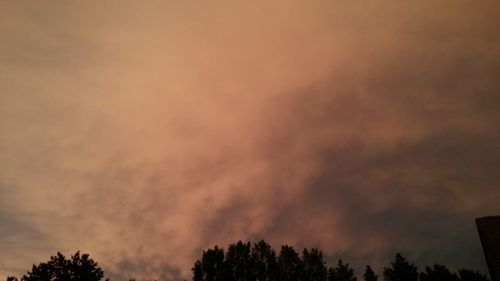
458 269 490 281
420 264 459 281
328 259 357 281
193 246 225 281
15 251 106 281
224 241 254 281
251 240 278 281
193 260 203 281
278 245 303 281
364 265 378 281
383 253 418 281
302 248 327 281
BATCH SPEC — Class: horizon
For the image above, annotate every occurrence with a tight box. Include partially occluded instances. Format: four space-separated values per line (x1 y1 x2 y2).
4 240 493 281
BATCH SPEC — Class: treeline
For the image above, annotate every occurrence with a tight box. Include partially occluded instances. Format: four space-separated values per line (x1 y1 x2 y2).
192 240 489 281
6 252 106 281
6 240 490 281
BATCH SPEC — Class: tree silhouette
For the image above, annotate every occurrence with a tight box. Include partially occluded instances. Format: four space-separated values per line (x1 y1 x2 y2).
190 241 491 281
458 269 490 281
328 259 357 281
302 248 327 281
383 253 418 281
278 245 304 281
8 241 493 281
251 240 278 281
224 241 254 281
10 251 106 281
364 265 378 281
193 246 225 281
193 260 203 281
419 264 459 281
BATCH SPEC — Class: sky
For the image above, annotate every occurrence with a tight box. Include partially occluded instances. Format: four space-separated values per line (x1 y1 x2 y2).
1 1 500 280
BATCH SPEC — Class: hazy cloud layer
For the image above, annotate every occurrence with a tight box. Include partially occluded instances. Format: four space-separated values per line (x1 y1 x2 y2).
1 1 500 280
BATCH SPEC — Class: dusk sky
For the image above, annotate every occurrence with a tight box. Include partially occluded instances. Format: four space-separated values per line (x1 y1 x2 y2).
1 1 500 280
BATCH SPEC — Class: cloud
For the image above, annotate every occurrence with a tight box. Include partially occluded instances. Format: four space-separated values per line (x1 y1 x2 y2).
1 1 499 280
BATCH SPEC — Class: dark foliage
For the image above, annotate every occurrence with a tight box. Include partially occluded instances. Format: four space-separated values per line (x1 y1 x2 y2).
302 248 327 281
383 253 419 281
7 242 491 281
251 240 279 281
458 269 490 281
195 246 225 281
420 264 459 281
278 245 303 281
224 241 253 281
364 265 378 281
328 259 357 281
7 251 107 281
191 242 490 281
